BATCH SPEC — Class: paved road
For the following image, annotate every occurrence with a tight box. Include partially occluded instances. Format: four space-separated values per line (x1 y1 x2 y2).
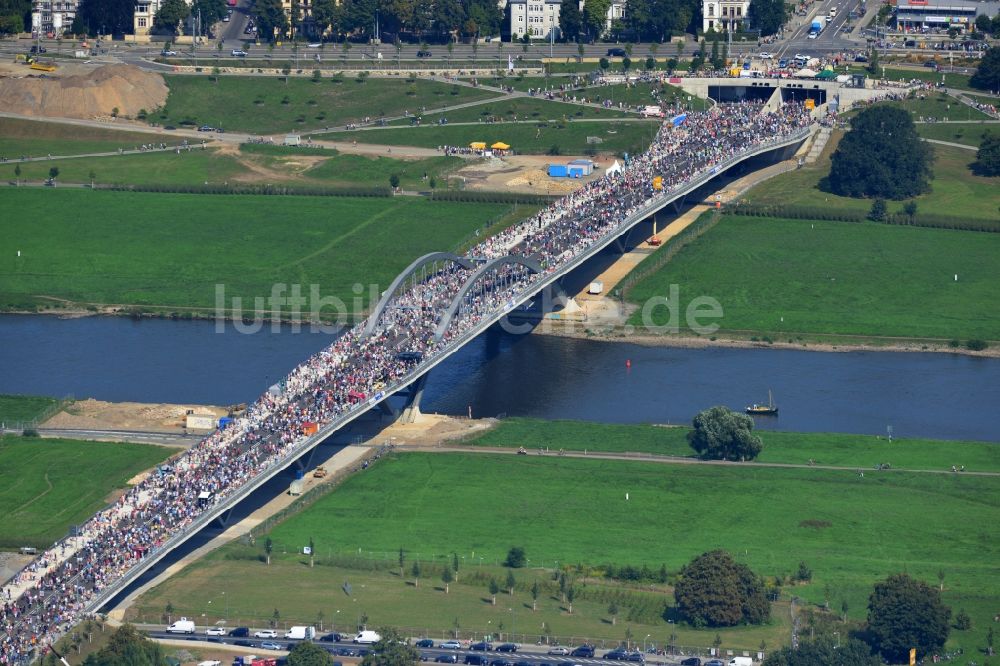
37 427 197 446
409 444 1000 477
140 628 691 666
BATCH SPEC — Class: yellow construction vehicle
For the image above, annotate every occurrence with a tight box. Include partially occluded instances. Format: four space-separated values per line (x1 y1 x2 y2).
30 59 57 72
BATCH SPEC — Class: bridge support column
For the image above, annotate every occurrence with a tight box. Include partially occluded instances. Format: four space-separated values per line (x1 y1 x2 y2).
614 227 635 254
399 374 428 425
294 446 320 474
670 194 688 214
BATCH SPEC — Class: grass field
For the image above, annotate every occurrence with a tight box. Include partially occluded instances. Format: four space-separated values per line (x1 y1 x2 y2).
155 76 500 134
321 120 661 156
0 189 511 313
0 117 167 160
0 435 172 548
625 215 1000 340
0 394 59 425
468 418 1000 472
877 94 993 122
743 134 999 221
5 146 463 191
391 97 633 125
916 121 996 147
132 451 999 655
843 64 973 90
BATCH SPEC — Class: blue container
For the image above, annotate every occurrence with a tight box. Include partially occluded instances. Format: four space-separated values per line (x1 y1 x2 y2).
295 469 305 480
548 164 567 177
218 417 233 429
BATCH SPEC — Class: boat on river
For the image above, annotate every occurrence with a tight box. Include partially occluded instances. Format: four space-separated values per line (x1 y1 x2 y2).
746 390 778 416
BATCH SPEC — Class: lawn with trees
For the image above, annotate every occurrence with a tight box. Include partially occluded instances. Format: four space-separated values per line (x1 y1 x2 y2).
970 45 1000 92
674 550 769 627
131 449 999 656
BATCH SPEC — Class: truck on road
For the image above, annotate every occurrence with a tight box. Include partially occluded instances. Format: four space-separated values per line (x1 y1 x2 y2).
809 19 823 37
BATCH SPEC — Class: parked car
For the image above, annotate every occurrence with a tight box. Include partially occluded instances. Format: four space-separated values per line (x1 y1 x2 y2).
603 649 630 660
415 639 435 648
206 627 227 636
548 647 570 656
161 49 177 56
680 659 702 666
470 642 493 652
440 641 462 650
30 45 47 54
260 641 283 650
489 660 514 666
464 656 488 666
254 629 278 638
496 644 518 653
198 125 215 132
336 647 359 656
231 49 248 57
435 655 459 663
624 653 644 663
229 627 250 637
759 51 773 59
319 633 343 642
606 48 627 57
416 50 432 58
704 660 724 666
571 646 595 658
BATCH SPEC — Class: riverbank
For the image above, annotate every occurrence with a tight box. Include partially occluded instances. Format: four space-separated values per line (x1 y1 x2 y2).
535 320 1000 357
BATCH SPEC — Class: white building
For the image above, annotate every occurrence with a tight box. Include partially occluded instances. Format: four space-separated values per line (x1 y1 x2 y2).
508 0 625 41
31 0 78 36
702 0 751 33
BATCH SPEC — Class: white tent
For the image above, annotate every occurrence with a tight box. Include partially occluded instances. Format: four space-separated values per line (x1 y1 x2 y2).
794 68 818 78
606 160 623 176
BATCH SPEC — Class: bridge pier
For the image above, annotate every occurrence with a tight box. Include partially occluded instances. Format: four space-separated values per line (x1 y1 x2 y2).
614 227 635 254
399 374 428 424
214 507 234 529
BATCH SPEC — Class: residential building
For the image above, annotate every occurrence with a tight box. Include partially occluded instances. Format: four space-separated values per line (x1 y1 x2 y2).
507 0 625 40
31 0 78 36
702 0 751 32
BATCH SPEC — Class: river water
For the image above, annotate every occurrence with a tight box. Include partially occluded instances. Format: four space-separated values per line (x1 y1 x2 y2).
1 314 998 442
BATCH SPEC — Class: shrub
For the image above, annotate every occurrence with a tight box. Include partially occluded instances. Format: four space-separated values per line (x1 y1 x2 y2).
966 339 988 351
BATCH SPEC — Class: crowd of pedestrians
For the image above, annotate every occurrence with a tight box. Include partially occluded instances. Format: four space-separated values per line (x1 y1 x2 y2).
0 99 811 665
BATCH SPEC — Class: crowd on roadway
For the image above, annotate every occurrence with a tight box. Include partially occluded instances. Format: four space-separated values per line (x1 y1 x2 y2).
0 98 812 666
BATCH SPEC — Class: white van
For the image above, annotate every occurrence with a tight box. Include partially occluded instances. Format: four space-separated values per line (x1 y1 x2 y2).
285 626 316 640
728 658 754 666
353 630 382 644
166 617 196 634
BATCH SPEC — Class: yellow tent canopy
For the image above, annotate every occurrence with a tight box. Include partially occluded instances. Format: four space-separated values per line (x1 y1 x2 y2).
470 142 487 150
491 142 510 150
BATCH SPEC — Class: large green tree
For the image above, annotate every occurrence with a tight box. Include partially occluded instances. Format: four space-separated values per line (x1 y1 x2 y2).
747 0 787 36
866 573 951 663
361 627 420 666
975 131 1000 176
192 0 228 27
312 0 342 36
72 0 135 35
582 0 611 40
153 0 191 34
828 106 932 199
970 46 1000 91
253 0 289 41
673 550 770 627
81 624 167 666
559 0 582 41
289 640 333 666
763 637 879 666
687 406 763 461
0 0 29 35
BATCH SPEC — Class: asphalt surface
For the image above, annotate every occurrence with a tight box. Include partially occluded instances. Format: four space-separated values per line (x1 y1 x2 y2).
141 628 694 666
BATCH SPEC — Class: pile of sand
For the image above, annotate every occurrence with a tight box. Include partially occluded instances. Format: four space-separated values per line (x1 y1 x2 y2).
44 398 227 433
0 64 168 120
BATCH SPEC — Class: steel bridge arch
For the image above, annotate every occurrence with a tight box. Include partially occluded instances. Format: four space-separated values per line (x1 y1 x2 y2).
433 255 543 342
363 251 475 338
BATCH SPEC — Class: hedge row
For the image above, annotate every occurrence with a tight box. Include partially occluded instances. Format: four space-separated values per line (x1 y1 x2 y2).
431 190 559 205
727 204 1000 232
96 182 391 197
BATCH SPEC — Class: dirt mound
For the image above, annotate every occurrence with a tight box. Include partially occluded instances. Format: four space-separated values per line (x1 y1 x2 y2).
0 64 168 120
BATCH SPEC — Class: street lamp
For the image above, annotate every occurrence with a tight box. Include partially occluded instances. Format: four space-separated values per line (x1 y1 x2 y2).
509 607 516 643
643 635 650 653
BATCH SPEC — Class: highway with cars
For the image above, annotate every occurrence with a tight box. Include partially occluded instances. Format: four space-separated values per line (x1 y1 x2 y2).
140 628 704 666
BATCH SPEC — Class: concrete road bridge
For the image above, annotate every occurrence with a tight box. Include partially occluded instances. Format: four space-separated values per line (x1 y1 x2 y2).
1 118 812 663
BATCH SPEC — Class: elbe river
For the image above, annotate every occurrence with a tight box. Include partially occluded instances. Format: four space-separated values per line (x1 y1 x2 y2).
1 314 999 442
